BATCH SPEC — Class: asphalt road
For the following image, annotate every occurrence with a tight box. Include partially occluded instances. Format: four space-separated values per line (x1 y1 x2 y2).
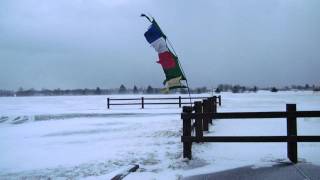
183 163 320 180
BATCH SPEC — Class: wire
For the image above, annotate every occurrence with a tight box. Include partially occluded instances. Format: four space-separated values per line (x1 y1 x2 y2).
293 164 311 180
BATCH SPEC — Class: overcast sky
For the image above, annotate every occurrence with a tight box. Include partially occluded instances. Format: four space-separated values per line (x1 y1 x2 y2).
1 0 319 90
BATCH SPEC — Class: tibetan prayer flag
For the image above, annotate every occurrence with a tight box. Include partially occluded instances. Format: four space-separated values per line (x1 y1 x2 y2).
142 16 186 90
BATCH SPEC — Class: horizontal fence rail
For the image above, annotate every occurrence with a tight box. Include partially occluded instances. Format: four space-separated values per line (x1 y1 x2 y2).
107 95 221 109
182 136 320 143
181 102 320 164
181 111 320 119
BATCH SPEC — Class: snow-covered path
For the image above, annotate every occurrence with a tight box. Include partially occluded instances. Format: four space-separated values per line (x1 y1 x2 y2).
0 91 319 179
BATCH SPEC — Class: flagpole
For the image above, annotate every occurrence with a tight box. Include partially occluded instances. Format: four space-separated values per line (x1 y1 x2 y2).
140 14 152 22
167 41 193 107
166 37 192 107
185 80 193 107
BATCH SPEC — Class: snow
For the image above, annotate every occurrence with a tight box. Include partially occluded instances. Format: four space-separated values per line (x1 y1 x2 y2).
0 91 319 179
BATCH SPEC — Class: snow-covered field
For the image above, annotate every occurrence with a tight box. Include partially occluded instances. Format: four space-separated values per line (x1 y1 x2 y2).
0 91 319 179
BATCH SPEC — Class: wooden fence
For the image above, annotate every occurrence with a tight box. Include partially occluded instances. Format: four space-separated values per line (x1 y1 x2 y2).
181 100 320 163
107 95 221 109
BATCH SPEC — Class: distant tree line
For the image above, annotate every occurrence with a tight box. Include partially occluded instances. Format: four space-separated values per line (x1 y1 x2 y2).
213 84 320 94
0 84 319 97
13 87 108 96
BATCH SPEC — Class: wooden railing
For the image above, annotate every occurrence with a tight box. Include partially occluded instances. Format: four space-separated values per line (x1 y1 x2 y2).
181 102 320 163
107 95 221 109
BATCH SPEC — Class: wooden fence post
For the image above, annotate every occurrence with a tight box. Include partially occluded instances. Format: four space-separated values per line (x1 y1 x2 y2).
218 95 222 106
202 99 210 131
213 96 217 113
194 101 203 142
208 97 213 124
182 106 193 159
211 97 217 124
287 104 298 163
141 97 144 109
179 96 182 108
107 98 110 109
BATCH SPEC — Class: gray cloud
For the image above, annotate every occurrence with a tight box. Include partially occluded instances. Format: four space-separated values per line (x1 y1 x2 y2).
0 0 319 90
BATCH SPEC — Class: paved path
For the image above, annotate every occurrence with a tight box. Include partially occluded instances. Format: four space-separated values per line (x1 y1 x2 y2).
183 163 320 180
